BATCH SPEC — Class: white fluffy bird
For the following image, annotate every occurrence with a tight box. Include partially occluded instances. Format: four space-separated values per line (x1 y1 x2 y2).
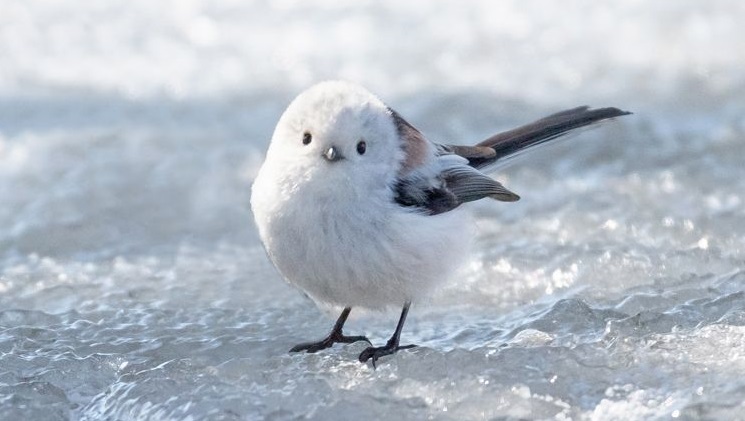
251 81 629 366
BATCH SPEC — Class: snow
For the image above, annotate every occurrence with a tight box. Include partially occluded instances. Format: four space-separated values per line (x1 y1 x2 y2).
2 1 745 419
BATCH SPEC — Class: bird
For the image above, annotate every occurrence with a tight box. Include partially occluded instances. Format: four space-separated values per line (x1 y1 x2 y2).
250 80 630 367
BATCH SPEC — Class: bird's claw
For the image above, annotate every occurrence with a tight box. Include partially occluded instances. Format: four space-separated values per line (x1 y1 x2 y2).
358 343 416 368
289 333 371 353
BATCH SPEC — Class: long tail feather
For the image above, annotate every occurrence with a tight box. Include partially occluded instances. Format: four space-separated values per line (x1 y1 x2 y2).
467 106 631 169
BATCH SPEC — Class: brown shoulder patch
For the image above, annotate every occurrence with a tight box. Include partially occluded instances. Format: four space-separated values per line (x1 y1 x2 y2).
389 108 429 174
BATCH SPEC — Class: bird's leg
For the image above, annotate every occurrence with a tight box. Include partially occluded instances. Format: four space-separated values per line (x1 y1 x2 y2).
359 301 416 368
290 307 371 353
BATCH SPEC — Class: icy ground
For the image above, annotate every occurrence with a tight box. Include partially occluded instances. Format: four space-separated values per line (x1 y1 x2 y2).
2 1 745 420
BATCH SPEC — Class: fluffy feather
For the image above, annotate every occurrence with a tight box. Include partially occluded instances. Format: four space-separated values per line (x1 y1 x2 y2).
251 81 470 308
251 80 628 309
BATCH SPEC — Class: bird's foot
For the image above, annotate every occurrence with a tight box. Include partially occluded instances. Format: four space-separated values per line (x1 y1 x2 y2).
358 341 416 368
290 332 371 353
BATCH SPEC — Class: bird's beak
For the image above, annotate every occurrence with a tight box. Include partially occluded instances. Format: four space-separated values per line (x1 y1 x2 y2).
322 146 342 162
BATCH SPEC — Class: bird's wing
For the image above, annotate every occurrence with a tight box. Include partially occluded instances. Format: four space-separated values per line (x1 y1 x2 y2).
389 108 519 215
441 165 519 203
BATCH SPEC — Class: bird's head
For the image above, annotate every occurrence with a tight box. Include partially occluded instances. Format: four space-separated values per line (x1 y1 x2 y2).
263 81 407 200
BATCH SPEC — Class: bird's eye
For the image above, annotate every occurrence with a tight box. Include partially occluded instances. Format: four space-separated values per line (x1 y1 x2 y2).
302 132 312 145
356 140 366 155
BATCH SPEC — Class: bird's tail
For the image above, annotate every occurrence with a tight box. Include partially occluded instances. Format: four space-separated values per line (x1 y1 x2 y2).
464 106 631 170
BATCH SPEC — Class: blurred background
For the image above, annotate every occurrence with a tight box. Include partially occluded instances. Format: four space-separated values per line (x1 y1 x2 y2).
1 1 744 420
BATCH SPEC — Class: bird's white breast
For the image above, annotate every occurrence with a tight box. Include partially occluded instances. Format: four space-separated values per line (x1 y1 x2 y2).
250 160 471 309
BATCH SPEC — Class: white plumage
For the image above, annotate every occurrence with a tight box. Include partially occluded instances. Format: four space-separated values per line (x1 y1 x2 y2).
251 81 470 309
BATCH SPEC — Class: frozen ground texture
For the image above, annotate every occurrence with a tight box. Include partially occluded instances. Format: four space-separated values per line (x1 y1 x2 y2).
2 1 745 420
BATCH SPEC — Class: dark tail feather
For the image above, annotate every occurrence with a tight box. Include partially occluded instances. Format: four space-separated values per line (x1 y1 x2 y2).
468 106 631 169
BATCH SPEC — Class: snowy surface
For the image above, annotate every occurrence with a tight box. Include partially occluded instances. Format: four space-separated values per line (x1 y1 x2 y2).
2 1 745 420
